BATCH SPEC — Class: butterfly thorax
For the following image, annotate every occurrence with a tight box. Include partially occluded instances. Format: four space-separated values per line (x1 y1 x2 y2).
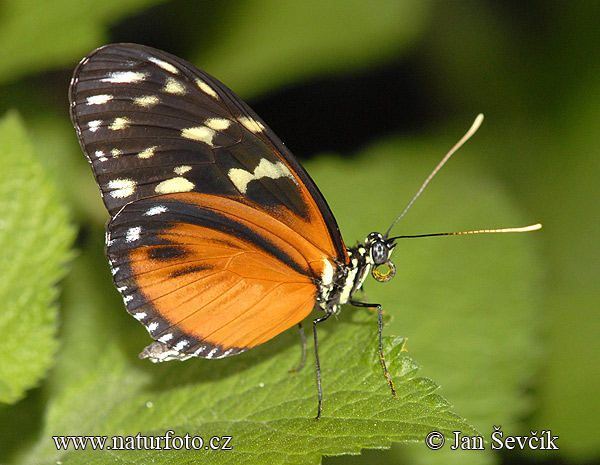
316 232 396 315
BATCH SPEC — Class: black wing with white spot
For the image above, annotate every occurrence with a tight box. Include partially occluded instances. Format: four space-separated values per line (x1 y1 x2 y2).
69 43 346 260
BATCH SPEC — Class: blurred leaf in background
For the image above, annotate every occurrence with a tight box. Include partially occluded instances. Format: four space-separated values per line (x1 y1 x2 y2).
0 113 75 405
0 0 597 464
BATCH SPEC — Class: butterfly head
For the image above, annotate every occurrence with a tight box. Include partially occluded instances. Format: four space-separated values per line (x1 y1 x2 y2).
366 232 397 283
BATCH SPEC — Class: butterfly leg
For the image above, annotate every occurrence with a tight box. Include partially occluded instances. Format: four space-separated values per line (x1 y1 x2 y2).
349 300 397 399
288 323 307 374
313 311 333 420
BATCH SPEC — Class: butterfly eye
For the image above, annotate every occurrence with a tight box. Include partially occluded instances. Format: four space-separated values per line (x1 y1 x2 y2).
367 232 390 265
371 241 388 265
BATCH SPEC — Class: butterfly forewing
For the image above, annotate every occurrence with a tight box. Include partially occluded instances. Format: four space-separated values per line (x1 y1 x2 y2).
70 43 349 360
70 44 346 261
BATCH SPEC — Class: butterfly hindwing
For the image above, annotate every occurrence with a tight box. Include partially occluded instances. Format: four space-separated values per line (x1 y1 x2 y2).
107 193 322 359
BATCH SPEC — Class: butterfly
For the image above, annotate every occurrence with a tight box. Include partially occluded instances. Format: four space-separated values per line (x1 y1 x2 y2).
69 43 540 419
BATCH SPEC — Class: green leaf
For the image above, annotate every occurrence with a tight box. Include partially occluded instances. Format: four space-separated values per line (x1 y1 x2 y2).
0 112 75 405
0 0 168 84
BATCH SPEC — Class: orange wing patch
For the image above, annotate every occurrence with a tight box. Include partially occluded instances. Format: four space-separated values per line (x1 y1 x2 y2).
109 192 336 353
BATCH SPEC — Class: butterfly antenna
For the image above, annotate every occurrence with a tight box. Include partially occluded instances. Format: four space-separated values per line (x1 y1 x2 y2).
384 113 485 239
388 223 542 242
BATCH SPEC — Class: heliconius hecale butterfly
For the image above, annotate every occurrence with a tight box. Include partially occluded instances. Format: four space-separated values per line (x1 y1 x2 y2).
69 43 541 419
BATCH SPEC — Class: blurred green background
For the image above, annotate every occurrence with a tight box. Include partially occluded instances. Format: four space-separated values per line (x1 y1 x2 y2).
0 0 598 464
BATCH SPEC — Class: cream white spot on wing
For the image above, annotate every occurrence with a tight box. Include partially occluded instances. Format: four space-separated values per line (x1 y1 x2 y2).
228 159 296 194
94 150 108 162
164 77 186 95
133 95 160 108
174 339 189 351
137 146 157 159
155 177 195 194
147 321 159 333
88 120 102 132
144 205 168 216
195 78 219 99
174 165 192 175
123 295 133 304
158 333 173 343
205 117 231 131
207 348 218 358
181 126 216 146
111 148 122 158
194 345 206 355
134 312 147 321
86 94 113 105
148 56 179 74
102 71 147 84
238 115 265 134
126 226 142 243
107 178 136 198
109 117 131 131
